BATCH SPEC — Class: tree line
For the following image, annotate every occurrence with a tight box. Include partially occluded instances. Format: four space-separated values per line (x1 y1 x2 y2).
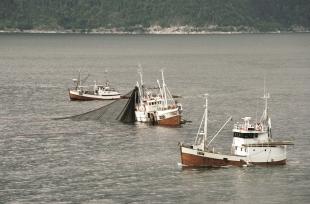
0 0 309 32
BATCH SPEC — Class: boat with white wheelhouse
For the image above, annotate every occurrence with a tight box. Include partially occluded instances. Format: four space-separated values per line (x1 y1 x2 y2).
68 70 121 101
179 89 293 168
135 69 183 126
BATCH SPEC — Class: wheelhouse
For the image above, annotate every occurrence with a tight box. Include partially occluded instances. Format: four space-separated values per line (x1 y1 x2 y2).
233 132 258 138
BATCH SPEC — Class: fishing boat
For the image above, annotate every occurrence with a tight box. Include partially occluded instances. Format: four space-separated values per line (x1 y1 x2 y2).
68 70 121 101
179 90 293 168
135 69 183 126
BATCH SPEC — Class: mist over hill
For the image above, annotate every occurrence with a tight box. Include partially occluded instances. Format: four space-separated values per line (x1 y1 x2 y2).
1 0 309 33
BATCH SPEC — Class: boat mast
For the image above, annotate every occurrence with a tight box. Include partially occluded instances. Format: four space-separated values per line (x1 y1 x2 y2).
263 78 268 117
138 67 144 99
78 69 81 87
161 69 168 108
104 69 108 85
138 64 144 86
203 94 208 151
136 81 142 102
139 71 143 88
157 80 163 98
263 92 272 138
261 78 271 137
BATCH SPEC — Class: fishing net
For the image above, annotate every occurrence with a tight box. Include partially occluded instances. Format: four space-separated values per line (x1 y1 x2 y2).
57 87 139 124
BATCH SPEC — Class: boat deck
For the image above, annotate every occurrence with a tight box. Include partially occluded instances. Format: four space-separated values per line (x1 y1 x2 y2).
242 141 294 147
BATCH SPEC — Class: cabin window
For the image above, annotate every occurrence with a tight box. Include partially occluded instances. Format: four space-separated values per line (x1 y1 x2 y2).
253 149 255 151
245 148 247 152
233 132 258 138
241 148 243 151
265 149 267 151
235 146 237 150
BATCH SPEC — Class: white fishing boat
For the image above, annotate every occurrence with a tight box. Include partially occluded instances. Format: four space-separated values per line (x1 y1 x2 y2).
68 70 121 101
179 89 293 168
135 69 183 126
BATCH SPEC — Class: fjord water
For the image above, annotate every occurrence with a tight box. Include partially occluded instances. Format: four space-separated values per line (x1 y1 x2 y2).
0 33 309 203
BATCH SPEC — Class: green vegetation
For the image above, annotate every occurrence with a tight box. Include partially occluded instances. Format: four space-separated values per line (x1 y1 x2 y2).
0 0 309 32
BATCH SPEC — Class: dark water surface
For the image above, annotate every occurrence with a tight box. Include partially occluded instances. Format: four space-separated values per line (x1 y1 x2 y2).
0 33 309 203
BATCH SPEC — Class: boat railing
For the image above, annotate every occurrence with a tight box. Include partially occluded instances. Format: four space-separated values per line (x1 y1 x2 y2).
234 123 266 132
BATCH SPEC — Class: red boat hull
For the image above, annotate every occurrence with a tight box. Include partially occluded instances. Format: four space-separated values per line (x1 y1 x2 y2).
180 146 287 168
180 152 246 168
158 115 181 126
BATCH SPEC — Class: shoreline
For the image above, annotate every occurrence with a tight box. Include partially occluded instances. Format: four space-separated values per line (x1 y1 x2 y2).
0 28 309 35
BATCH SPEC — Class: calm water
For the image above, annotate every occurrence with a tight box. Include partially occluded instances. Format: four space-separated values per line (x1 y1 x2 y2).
0 33 310 203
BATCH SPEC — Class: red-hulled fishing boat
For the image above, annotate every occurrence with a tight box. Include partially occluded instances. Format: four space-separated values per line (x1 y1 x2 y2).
179 90 293 168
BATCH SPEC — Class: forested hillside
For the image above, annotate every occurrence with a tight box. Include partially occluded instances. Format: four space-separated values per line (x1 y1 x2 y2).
0 0 309 33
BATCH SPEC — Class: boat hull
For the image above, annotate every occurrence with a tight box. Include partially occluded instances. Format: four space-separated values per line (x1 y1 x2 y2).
135 110 181 126
180 145 286 168
158 114 181 126
69 90 120 101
